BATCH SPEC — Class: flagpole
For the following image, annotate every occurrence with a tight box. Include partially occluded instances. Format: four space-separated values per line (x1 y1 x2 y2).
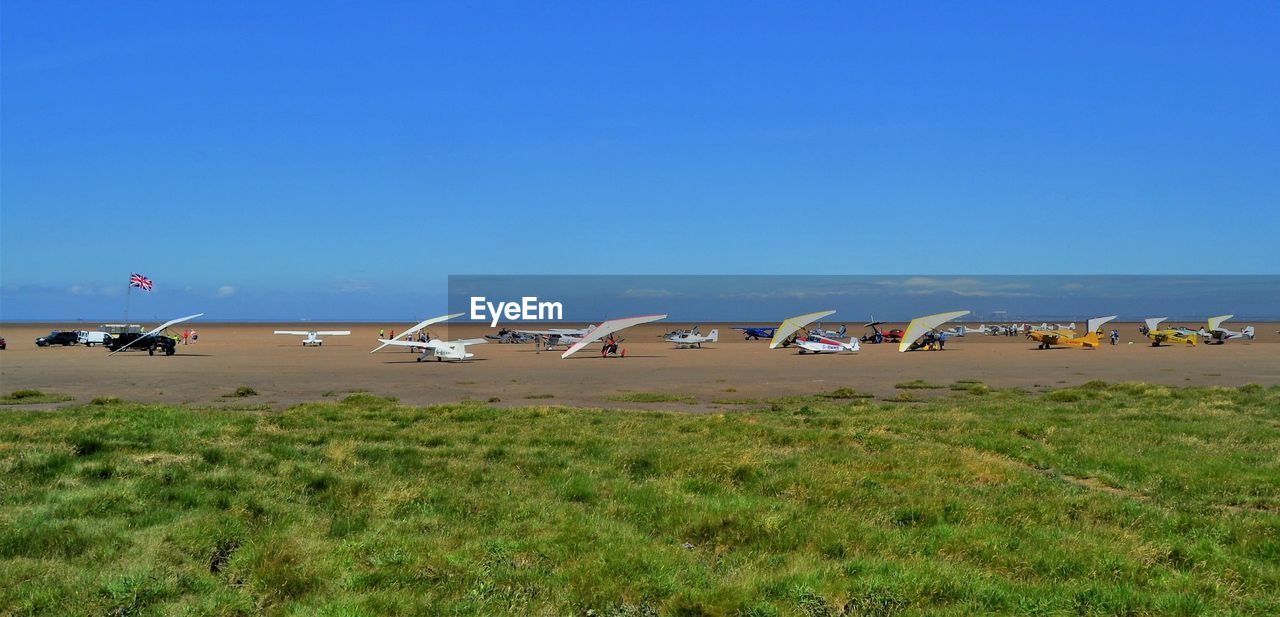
124 278 132 323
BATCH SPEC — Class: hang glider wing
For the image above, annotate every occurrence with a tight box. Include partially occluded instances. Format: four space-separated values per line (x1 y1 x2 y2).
561 314 667 358
898 310 970 352
1144 317 1167 332
1085 316 1118 335
1206 314 1233 332
109 313 204 356
371 313 464 353
769 310 837 349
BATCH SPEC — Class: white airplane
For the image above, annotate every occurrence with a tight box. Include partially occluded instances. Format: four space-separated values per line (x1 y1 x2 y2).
107 313 204 356
273 330 350 346
562 314 667 358
951 324 995 336
792 334 859 354
808 323 848 339
515 326 592 350
1030 322 1076 331
1198 315 1255 344
665 328 718 348
370 313 464 354
375 336 488 362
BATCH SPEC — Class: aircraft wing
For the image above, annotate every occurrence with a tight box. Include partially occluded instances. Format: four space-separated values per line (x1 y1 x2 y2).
315 331 351 336
1206 314 1233 332
375 338 439 350
561 314 667 358
273 331 311 336
453 338 488 346
109 313 204 356
898 310 970 352
769 310 836 349
371 313 463 353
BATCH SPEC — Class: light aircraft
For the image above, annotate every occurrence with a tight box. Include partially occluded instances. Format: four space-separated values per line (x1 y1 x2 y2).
485 328 537 344
562 314 668 358
769 310 837 349
370 313 463 354
375 336 488 362
665 328 718 348
792 334 859 354
515 326 592 350
1026 316 1117 350
733 326 777 340
1030 322 1076 331
808 324 847 339
108 313 204 356
1143 318 1197 347
946 324 994 336
860 321 903 344
899 311 970 352
1198 315 1255 344
273 329 350 346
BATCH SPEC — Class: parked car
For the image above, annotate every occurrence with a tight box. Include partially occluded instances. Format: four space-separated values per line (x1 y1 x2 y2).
35 330 80 347
77 331 112 347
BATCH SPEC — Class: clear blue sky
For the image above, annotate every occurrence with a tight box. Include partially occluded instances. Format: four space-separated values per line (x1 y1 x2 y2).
2 2 1277 320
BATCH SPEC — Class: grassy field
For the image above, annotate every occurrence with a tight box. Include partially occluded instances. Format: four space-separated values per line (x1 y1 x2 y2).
1 383 1277 615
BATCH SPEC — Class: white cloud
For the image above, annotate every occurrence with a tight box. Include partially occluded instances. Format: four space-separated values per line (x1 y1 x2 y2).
216 285 237 298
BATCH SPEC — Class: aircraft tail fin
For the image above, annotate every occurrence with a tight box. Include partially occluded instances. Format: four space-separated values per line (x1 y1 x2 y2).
1079 331 1100 348
707 329 718 342
1242 326 1255 339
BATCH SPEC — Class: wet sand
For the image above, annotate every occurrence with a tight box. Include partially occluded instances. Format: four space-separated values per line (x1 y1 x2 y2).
2 321 1276 411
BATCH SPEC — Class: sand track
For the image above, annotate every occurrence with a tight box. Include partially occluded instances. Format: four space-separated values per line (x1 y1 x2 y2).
2 322 1276 411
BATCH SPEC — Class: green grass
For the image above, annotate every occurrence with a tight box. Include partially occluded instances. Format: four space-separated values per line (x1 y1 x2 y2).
819 387 875 399
606 392 696 403
222 386 258 398
0 389 73 405
1 384 1278 615
894 379 946 390
523 393 555 400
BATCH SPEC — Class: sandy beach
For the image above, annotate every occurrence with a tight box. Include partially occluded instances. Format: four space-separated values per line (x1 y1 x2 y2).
2 321 1275 410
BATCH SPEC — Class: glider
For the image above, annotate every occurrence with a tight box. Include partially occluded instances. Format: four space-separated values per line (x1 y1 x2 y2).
370 313 464 353
898 310 970 352
1026 315 1117 349
108 313 204 356
561 314 667 359
274 330 350 346
769 310 837 349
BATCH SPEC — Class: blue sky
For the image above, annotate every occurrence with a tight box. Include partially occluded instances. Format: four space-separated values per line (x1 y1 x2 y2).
2 2 1277 320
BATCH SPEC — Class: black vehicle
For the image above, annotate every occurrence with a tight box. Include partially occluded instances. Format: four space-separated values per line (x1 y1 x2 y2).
35 330 79 347
105 332 177 356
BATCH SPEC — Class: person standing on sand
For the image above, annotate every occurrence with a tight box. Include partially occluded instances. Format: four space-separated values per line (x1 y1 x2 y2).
379 328 385 339
182 329 189 345
191 329 198 343
1110 329 1120 345
937 331 947 350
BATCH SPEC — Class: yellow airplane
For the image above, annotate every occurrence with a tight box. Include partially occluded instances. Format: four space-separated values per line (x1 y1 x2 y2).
1143 317 1197 347
1027 315 1117 349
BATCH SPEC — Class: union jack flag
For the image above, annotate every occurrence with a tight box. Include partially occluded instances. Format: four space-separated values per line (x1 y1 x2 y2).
129 272 153 291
